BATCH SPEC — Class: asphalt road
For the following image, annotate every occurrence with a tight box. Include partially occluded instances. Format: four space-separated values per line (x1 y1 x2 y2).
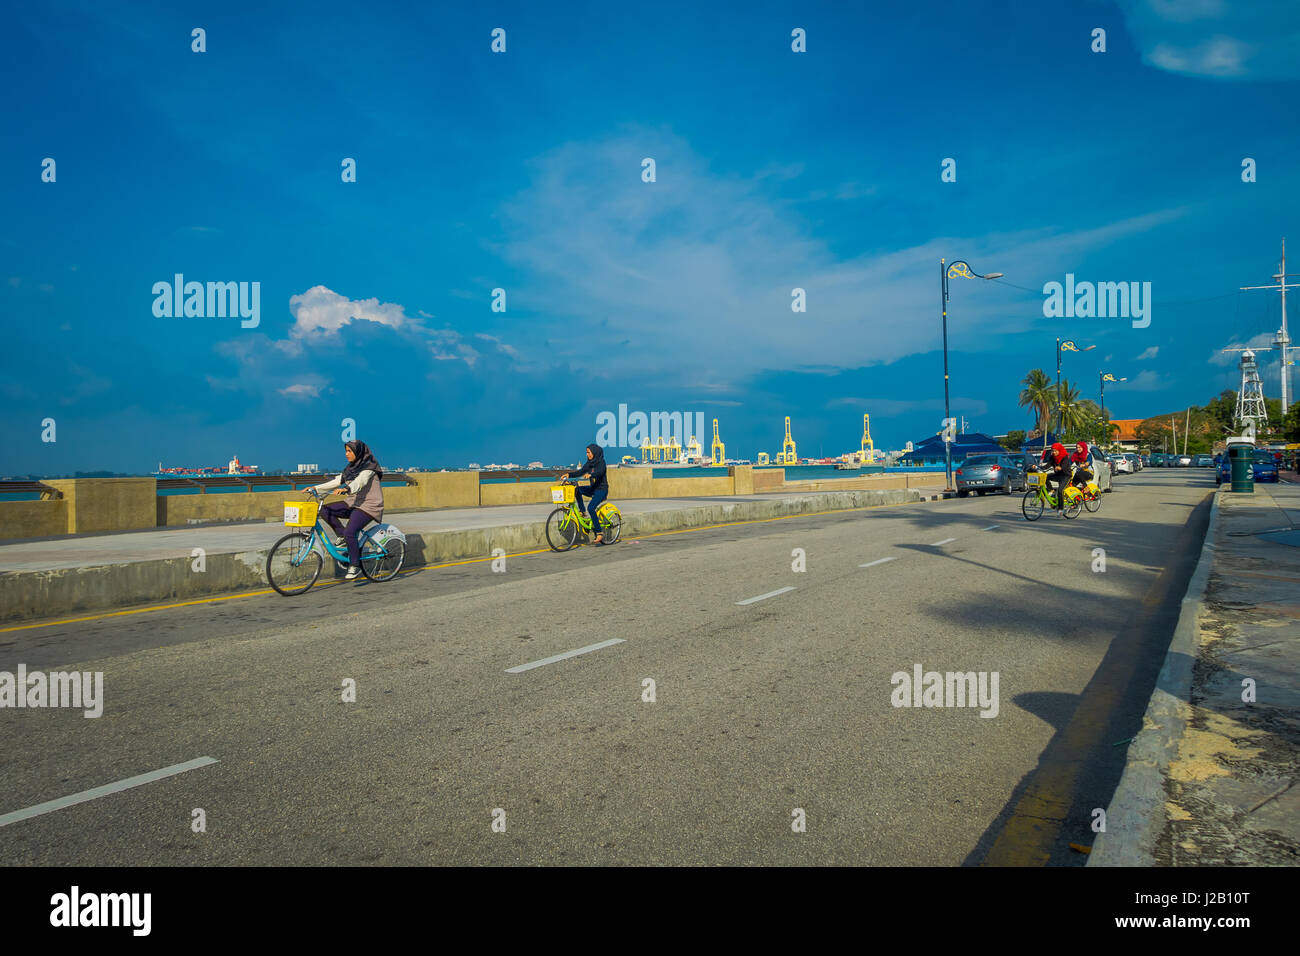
1 467 1214 865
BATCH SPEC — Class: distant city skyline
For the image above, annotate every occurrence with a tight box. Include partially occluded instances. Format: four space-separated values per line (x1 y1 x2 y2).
3 1 1298 475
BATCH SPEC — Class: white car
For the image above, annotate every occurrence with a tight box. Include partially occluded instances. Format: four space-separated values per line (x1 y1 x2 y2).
1109 454 1133 474
1089 452 1114 491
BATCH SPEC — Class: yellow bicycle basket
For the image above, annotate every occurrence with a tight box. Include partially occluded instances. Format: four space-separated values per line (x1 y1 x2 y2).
1027 472 1045 487
551 485 576 504
283 501 319 527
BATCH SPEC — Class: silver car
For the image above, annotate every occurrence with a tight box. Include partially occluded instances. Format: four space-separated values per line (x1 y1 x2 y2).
956 454 1027 496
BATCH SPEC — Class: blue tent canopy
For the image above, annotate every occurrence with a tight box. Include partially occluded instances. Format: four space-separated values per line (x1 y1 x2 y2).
1019 432 1064 453
899 432 1005 466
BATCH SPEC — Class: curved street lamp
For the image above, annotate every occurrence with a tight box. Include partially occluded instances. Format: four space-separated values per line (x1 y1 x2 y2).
940 260 1003 491
1056 339 1096 437
1100 371 1127 448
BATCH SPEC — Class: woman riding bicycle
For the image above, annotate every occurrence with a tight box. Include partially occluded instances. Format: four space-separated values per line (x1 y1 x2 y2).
560 443 609 546
1069 441 1094 498
1040 441 1072 510
312 440 385 579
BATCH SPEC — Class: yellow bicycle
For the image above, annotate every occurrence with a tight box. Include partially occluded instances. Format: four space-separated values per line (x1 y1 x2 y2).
1023 469 1081 520
545 478 622 551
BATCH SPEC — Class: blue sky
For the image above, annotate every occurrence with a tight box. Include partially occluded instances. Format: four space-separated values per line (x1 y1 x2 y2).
3 0 1298 473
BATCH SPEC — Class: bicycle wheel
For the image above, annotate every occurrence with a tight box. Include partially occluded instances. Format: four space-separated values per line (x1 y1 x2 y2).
360 532 405 582
1021 490 1044 521
600 508 622 544
546 507 579 551
1083 491 1101 513
1063 497 1082 518
266 532 322 596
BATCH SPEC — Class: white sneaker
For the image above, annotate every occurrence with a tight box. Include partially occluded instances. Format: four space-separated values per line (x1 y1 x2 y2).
345 566 361 580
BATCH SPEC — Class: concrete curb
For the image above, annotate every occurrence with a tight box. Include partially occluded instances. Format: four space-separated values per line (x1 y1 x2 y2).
1088 488 1222 866
0 489 924 624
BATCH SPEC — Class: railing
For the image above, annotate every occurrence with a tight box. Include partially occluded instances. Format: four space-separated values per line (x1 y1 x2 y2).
156 473 420 494
0 481 63 500
478 469 567 483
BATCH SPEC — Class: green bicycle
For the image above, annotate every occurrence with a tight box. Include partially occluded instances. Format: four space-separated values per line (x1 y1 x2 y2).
266 487 406 595
1022 469 1082 521
545 478 622 551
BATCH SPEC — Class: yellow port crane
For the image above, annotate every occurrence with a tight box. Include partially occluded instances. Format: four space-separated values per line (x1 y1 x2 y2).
665 433 681 463
779 416 797 465
685 435 702 462
757 452 770 465
711 418 726 465
861 413 874 460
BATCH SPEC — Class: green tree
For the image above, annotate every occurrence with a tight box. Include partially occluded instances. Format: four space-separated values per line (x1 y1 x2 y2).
1136 417 1172 452
1058 382 1093 438
999 430 1026 451
1019 369 1054 451
1265 397 1282 424
1072 399 1106 446
1203 390 1237 434
1281 402 1300 442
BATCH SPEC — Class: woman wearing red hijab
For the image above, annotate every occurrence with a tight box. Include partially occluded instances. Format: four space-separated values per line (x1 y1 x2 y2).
1040 441 1072 510
1069 441 1094 499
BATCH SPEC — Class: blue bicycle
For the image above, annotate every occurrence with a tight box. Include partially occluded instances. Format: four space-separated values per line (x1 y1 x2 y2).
266 487 406 596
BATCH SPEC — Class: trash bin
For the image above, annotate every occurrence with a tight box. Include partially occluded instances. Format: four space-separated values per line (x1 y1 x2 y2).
1228 445 1254 493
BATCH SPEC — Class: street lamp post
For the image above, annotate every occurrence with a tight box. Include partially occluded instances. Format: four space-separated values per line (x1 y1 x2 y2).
1099 371 1126 449
941 259 1003 491
1055 339 1096 440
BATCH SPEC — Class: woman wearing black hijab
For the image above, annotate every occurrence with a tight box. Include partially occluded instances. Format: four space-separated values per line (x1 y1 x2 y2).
313 440 385 578
561 443 609 545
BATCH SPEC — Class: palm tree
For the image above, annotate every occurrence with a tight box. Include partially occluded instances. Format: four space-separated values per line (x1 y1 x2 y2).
1058 382 1091 438
1019 369 1054 451
1074 398 1103 444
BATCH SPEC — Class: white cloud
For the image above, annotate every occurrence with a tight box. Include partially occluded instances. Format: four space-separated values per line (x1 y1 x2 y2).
287 285 409 339
1137 346 1159 359
827 396 988 417
276 285 491 368
500 128 1187 378
279 383 321 399
1117 0 1300 80
1149 36 1250 77
1120 370 1167 391
474 333 520 358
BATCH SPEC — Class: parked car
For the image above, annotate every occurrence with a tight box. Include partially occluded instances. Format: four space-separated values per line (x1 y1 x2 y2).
1126 453 1144 472
1090 450 1114 492
955 454 1027 496
1253 451 1280 482
1109 454 1133 474
1193 454 1214 467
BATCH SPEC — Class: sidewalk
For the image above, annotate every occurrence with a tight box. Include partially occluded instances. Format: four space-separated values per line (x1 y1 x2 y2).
0 487 937 623
1092 480 1300 865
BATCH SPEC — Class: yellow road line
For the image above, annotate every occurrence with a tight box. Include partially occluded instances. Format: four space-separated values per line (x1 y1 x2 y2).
3 495 942 634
